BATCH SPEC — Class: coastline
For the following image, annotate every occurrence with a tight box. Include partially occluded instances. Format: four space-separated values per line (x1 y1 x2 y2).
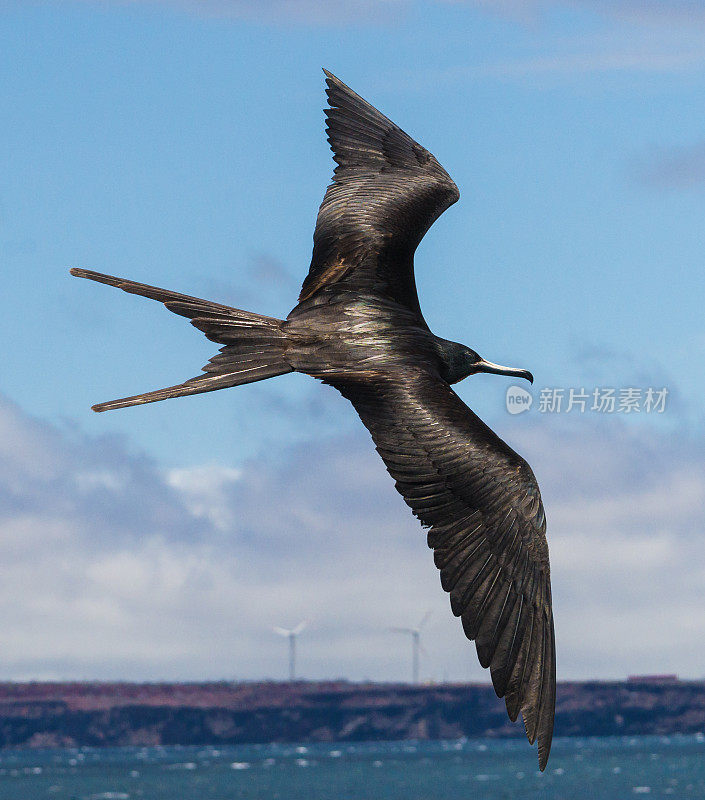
0 678 701 750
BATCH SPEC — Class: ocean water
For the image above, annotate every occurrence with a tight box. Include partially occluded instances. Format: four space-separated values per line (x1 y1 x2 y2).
0 735 704 800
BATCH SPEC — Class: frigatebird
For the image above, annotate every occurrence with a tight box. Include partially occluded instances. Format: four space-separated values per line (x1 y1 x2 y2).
71 70 555 769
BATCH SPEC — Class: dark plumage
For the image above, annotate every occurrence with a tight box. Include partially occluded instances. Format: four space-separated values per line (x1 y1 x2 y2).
71 70 555 769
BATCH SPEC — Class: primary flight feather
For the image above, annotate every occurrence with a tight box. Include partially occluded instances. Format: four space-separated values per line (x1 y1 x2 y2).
71 70 555 769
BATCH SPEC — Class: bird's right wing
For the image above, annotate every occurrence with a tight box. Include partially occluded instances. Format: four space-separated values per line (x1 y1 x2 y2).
296 71 460 317
335 370 555 770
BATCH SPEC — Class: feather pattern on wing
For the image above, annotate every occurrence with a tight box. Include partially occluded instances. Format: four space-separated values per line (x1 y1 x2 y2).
297 71 459 316
334 369 555 770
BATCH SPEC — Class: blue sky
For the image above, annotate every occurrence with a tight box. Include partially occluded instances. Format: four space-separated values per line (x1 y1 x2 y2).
1 1 704 687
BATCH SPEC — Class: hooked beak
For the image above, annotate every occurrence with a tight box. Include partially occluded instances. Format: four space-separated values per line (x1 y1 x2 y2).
474 358 534 384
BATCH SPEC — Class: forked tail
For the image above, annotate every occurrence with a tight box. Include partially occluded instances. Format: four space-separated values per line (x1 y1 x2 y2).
70 269 293 412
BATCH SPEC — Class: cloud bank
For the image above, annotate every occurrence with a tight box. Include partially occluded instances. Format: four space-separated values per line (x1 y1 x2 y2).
0 391 703 682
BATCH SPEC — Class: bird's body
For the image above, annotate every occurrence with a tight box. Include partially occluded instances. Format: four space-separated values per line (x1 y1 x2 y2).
71 70 555 769
286 292 443 382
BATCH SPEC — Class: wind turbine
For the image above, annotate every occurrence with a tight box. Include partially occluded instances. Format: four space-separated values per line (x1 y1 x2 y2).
390 611 431 685
273 621 307 681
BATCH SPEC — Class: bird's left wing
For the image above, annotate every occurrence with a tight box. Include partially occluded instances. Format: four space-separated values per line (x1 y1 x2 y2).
335 370 555 770
297 71 460 317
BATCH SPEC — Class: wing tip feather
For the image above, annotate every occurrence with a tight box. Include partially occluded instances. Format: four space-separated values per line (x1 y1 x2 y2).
70 267 116 285
519 610 556 771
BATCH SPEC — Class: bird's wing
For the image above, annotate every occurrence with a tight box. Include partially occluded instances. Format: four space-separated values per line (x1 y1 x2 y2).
297 71 460 317
335 369 555 770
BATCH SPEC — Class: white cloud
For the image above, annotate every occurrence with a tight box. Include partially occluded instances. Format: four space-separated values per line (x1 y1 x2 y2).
167 464 242 530
0 392 703 682
506 415 705 678
413 2 705 82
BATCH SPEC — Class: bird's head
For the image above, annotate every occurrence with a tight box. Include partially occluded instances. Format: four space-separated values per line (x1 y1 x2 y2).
465 348 533 384
440 340 533 385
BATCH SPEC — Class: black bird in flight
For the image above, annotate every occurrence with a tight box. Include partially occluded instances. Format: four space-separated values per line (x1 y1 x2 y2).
71 70 555 769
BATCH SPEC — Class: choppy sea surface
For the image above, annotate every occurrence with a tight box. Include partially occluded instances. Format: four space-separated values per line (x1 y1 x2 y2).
0 735 704 800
